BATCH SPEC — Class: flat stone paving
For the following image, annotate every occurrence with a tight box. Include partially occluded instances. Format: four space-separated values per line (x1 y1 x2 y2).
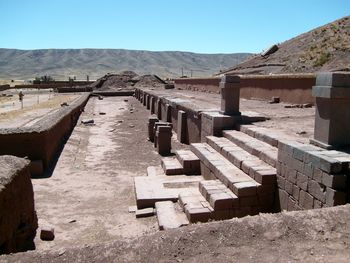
143 88 315 143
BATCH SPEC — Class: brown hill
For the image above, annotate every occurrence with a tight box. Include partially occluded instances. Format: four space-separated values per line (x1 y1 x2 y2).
220 16 350 75
0 49 250 80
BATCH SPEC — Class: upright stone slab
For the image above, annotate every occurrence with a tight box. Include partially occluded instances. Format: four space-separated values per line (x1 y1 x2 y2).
157 99 162 120
146 95 150 110
165 104 172 122
311 72 350 148
156 126 172 155
177 110 187 143
143 93 146 106
150 97 155 114
220 75 241 116
148 115 159 142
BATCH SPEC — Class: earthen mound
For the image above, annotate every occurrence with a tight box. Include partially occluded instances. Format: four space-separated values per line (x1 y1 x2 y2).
91 71 167 91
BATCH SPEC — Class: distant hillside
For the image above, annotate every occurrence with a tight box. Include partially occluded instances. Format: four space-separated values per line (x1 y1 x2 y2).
220 16 350 75
0 48 251 80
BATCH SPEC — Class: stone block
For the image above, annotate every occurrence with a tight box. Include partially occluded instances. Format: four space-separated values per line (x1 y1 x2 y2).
232 181 258 197
325 188 347 206
165 104 172 122
296 172 308 191
240 195 259 206
276 175 286 189
155 201 189 230
312 168 323 183
284 180 293 195
209 192 237 210
220 75 241 116
254 169 276 185
150 97 155 114
322 173 347 190
308 180 326 202
148 115 159 142
278 189 289 211
314 199 323 209
40 227 55 241
156 99 162 120
299 190 314 209
177 110 187 143
285 168 297 184
292 185 300 201
136 207 155 218
287 196 298 211
185 207 211 223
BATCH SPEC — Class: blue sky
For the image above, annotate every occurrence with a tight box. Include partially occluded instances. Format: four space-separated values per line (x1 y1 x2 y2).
0 0 348 53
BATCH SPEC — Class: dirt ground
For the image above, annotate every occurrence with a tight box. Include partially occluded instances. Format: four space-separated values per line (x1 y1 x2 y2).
1 91 346 262
30 96 187 252
3 205 350 262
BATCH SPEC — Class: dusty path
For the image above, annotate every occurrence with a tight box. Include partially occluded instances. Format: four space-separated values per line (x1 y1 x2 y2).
32 96 170 252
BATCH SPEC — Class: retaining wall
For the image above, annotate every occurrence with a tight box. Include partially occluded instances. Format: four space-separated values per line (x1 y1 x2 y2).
0 94 90 172
14 81 93 90
174 74 316 104
0 85 10 92
276 140 350 211
0 156 37 254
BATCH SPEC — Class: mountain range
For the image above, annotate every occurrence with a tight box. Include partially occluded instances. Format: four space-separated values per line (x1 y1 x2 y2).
0 49 251 80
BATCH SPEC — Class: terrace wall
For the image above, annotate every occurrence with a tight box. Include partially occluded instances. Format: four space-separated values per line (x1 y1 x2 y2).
0 94 89 173
174 74 316 104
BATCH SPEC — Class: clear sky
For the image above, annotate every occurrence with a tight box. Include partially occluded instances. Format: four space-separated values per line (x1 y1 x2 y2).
0 0 348 54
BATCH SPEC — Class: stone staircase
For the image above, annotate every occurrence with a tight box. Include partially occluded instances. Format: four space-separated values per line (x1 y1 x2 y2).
135 125 281 230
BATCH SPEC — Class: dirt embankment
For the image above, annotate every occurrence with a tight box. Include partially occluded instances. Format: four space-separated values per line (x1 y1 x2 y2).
221 16 350 75
90 71 166 91
2 205 350 262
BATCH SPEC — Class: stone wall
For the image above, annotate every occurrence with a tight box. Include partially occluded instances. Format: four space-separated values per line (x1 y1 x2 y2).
0 156 37 254
0 85 10 91
276 140 349 211
174 74 316 104
0 94 89 173
14 81 93 90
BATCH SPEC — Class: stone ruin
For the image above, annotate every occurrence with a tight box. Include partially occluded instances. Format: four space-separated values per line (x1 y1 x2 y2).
0 71 349 254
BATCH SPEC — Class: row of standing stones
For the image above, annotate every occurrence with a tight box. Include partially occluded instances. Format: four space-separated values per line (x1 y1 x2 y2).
134 72 350 229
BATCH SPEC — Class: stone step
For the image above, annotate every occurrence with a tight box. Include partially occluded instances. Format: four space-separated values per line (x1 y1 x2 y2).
134 175 203 209
190 143 261 198
206 136 277 186
199 180 238 220
155 201 189 230
237 124 300 147
178 189 213 223
161 157 184 175
223 130 278 167
175 149 201 175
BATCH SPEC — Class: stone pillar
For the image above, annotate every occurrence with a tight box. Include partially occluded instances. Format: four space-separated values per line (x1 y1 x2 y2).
220 75 241 116
177 110 187 143
146 95 150 109
150 97 155 114
148 115 159 142
310 72 350 149
156 125 172 155
143 93 147 106
140 91 143 103
153 122 173 148
165 104 172 122
157 99 162 120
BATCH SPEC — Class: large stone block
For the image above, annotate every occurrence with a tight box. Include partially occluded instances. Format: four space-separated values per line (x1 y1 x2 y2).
0 156 37 254
219 75 241 115
312 72 350 148
177 110 187 143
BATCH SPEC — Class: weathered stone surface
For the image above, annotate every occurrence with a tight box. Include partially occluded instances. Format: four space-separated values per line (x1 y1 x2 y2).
0 156 37 254
155 201 189 230
136 208 155 218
